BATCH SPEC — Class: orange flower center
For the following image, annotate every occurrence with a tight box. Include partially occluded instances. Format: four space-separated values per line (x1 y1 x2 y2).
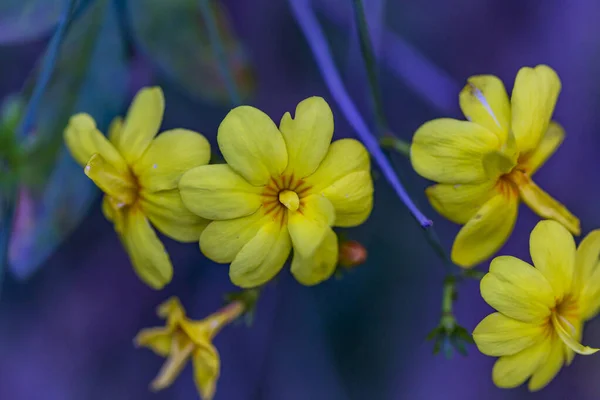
261 173 313 224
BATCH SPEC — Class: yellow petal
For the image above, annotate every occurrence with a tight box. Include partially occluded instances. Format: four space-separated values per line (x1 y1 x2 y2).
552 313 598 355
451 192 518 268
305 138 370 192
108 116 123 144
157 296 186 327
140 189 209 243
580 261 600 321
426 181 496 225
492 335 552 389
473 312 545 357
482 149 517 180
290 227 338 286
183 301 245 341
150 336 194 391
115 86 165 164
133 129 211 192
574 230 600 319
459 75 511 141
217 105 288 186
279 96 334 178
64 113 129 173
511 65 561 154
321 170 373 227
511 171 580 235
179 164 263 220
528 335 564 391
529 220 576 301
134 326 173 357
122 207 172 289
563 321 582 366
229 219 291 288
480 256 555 322
85 154 137 205
519 121 564 176
192 344 220 400
288 194 335 257
411 119 500 184
200 212 266 263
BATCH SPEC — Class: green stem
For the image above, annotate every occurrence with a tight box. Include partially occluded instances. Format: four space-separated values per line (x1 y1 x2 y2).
380 136 410 157
351 0 386 132
461 269 486 280
198 0 242 106
441 276 456 315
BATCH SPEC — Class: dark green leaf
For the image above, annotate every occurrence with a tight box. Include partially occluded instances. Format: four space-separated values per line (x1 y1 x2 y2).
0 1 74 44
8 0 129 279
129 0 254 103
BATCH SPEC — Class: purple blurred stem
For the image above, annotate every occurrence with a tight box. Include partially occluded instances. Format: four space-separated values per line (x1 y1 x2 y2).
287 0 432 228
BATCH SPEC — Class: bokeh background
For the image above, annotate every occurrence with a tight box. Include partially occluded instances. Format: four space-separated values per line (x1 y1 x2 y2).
1 0 600 399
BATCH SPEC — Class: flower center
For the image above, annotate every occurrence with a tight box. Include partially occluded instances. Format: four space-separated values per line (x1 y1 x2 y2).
279 190 299 211
261 173 313 220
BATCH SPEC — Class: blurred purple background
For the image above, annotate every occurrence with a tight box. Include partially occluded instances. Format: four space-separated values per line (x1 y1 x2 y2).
2 0 600 399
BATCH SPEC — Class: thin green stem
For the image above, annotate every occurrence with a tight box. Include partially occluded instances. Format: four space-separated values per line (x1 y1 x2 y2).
198 0 242 106
351 0 386 132
380 136 410 157
441 276 456 315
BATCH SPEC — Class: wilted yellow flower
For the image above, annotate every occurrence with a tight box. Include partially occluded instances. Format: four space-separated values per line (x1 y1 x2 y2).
135 297 244 400
64 87 210 289
179 97 373 288
411 65 579 267
473 220 600 391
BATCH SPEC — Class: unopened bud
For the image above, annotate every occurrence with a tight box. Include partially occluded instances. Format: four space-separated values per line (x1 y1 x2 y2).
338 240 367 268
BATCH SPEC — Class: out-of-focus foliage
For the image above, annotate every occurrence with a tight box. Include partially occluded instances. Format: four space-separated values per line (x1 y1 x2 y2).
7 0 129 279
128 0 255 104
0 0 80 44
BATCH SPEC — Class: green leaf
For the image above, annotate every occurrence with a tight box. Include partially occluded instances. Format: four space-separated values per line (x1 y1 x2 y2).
8 0 129 279
129 0 254 103
0 0 78 44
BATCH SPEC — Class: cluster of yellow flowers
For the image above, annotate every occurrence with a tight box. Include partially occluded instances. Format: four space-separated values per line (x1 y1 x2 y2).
412 65 600 391
64 64 599 397
64 92 373 399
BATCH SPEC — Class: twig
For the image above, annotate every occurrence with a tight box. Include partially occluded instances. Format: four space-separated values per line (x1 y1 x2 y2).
198 0 242 106
351 0 386 133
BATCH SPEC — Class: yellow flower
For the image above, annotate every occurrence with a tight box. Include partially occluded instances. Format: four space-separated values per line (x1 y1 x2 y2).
135 297 244 400
179 97 373 288
64 87 210 289
473 220 600 391
411 65 579 267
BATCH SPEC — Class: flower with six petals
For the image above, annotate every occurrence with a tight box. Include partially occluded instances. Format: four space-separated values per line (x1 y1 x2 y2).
411 65 579 267
64 87 210 289
473 220 600 391
179 97 374 288
135 297 244 399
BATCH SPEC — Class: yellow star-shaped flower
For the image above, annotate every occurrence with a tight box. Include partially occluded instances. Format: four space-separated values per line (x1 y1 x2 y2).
135 297 244 400
64 87 210 288
411 65 579 267
179 96 374 288
473 220 600 391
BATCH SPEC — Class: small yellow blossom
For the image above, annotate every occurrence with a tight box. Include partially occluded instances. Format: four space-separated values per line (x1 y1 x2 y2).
179 97 373 288
411 65 579 267
64 87 210 289
473 220 600 391
135 297 244 400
